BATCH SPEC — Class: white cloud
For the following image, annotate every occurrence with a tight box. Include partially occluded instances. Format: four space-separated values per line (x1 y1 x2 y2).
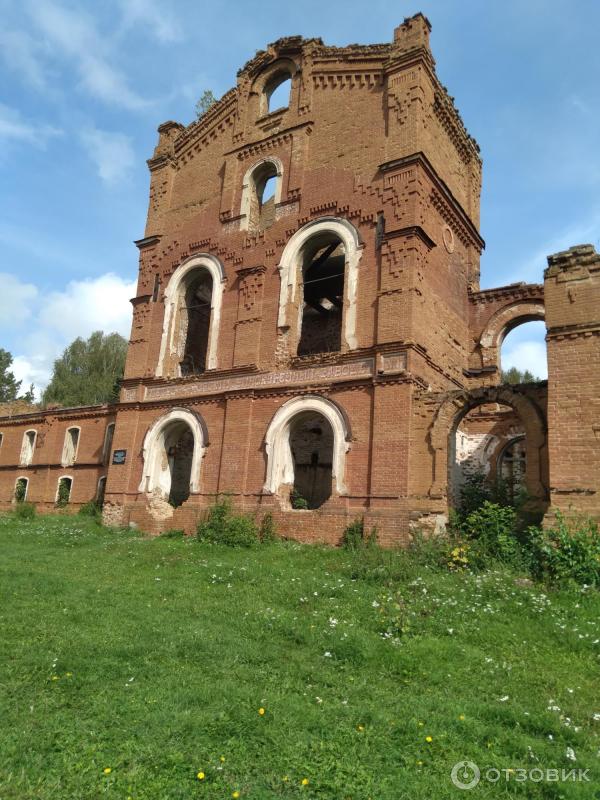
0 273 38 324
118 0 183 43
502 340 548 380
1 272 136 397
28 0 149 110
0 102 62 148
80 127 135 185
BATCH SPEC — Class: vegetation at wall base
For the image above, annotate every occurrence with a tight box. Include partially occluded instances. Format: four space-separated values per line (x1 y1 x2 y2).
0 513 597 799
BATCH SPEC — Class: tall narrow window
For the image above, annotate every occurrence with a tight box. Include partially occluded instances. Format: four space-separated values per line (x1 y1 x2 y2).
298 234 345 356
96 475 107 506
20 430 36 466
103 423 115 466
152 273 161 302
240 160 281 233
56 477 72 507
62 427 80 467
180 269 213 376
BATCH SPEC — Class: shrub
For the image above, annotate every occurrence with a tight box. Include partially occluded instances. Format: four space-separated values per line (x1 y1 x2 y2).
461 501 520 567
197 497 258 547
14 501 36 520
56 479 71 508
341 517 378 551
523 513 600 586
290 490 308 510
78 501 102 520
14 479 27 504
259 512 278 543
160 528 185 539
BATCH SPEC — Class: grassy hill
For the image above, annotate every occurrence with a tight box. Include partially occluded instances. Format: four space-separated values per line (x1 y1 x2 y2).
0 515 598 798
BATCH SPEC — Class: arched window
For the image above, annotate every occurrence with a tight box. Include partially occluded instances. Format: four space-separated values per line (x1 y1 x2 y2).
103 422 115 466
156 255 225 378
264 72 292 114
240 158 283 232
20 430 36 466
298 232 346 356
61 427 80 467
56 476 73 507
278 218 362 356
498 436 527 501
264 395 350 508
139 408 207 507
14 477 28 503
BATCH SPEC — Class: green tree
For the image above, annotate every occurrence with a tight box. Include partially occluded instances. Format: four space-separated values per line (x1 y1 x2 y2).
501 366 538 385
42 332 127 408
195 90 216 119
0 348 34 403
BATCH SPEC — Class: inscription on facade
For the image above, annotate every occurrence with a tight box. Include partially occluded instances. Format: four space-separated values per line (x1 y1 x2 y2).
145 358 375 401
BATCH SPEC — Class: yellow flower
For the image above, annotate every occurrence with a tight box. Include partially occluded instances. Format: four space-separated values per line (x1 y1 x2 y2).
425 735 433 743
103 767 112 775
416 760 423 766
220 755 226 762
301 777 309 786
458 714 465 721
51 675 59 681
282 775 289 782
258 707 265 716
232 792 240 799
197 771 205 780
417 721 424 727
357 724 364 731
66 672 72 677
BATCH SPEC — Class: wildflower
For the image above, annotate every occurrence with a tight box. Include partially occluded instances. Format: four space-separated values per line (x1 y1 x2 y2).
232 792 240 798
220 755 226 762
323 651 332 658
301 777 309 786
357 724 365 731
197 771 205 780
565 747 576 762
258 707 265 716
425 736 433 743
458 714 465 721
103 767 112 775
416 760 423 766
51 675 59 681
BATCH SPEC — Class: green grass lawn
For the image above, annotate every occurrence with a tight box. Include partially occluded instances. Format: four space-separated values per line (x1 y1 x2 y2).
0 515 598 799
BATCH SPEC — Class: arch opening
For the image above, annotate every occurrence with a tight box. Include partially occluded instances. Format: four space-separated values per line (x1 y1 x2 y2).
266 73 291 113
298 232 345 356
500 320 547 383
14 477 28 503
56 476 72 507
289 411 334 509
180 268 213 376
96 475 107 506
62 427 80 467
452 403 527 508
20 430 36 466
240 159 282 232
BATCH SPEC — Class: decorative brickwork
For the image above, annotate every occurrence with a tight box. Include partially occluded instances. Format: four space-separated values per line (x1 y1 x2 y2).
0 16 597 539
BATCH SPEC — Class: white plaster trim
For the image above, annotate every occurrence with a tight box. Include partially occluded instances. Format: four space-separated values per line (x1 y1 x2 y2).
277 217 362 351
239 157 283 231
61 426 80 468
19 429 36 467
156 254 226 377
263 395 350 496
138 407 206 495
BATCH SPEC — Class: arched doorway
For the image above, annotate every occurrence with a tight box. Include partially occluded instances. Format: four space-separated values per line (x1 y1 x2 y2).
139 408 207 508
289 411 334 508
264 395 350 508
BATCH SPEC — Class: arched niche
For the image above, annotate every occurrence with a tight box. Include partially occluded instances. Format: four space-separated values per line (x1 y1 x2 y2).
138 408 208 503
156 254 226 378
263 395 351 504
277 217 363 355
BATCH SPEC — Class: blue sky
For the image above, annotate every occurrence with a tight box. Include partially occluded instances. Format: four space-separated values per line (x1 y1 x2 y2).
1 0 599 393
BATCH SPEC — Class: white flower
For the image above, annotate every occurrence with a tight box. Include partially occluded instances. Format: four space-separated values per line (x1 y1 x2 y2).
565 747 576 761
323 651 332 658
371 600 380 608
592 713 600 722
498 696 509 702
329 617 338 627
447 628 454 635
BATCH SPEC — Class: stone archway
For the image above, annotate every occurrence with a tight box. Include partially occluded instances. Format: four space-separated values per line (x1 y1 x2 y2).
479 300 545 370
429 386 547 502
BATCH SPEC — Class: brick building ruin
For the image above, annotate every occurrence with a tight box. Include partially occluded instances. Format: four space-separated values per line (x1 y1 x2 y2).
0 14 598 543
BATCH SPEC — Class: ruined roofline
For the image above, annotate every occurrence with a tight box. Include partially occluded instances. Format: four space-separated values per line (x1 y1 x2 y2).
468 282 544 303
150 12 479 164
0 402 116 425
